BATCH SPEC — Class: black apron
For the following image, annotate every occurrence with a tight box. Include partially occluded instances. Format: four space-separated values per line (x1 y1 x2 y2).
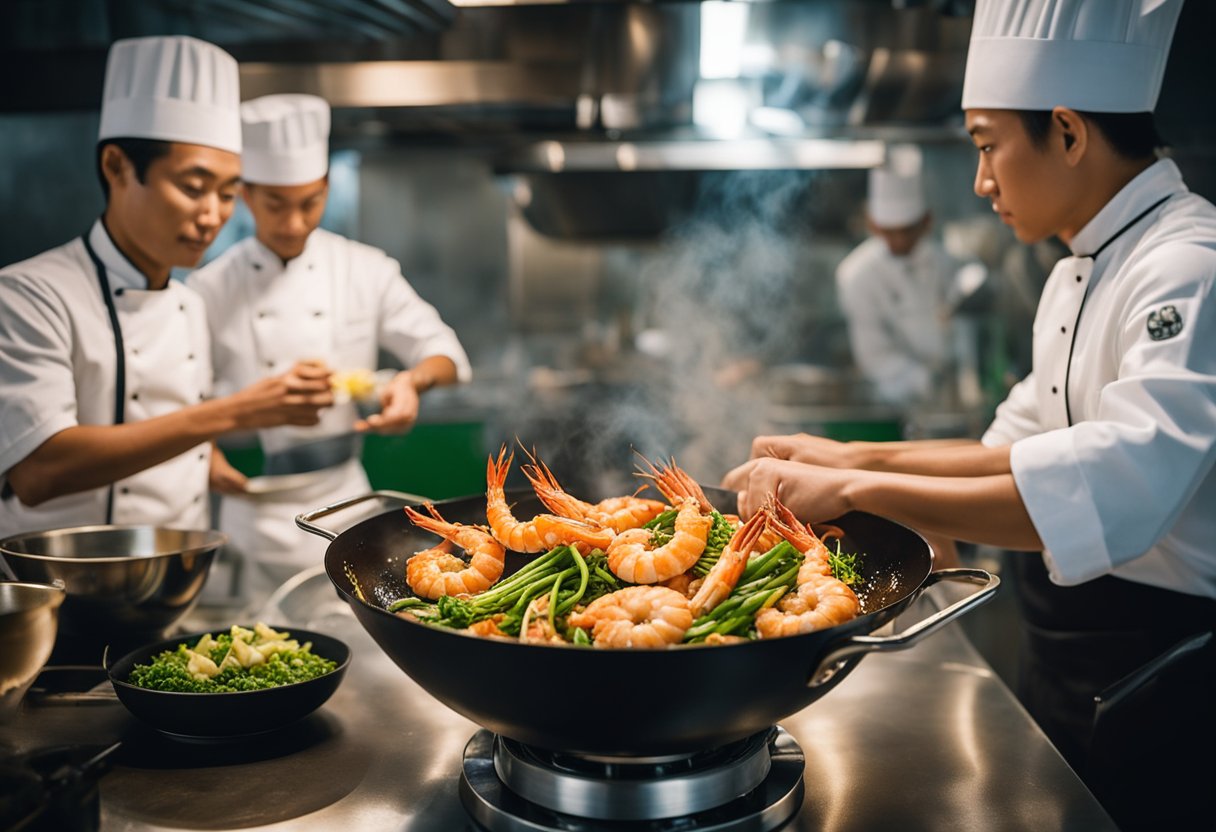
1014 554 1216 830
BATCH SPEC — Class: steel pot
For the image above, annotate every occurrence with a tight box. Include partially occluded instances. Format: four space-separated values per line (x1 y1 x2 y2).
0 582 65 720
299 488 997 756
0 526 223 647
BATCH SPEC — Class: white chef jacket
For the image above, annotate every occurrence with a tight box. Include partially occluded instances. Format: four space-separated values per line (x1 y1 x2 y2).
188 228 471 575
983 160 1216 599
835 236 963 404
0 221 213 535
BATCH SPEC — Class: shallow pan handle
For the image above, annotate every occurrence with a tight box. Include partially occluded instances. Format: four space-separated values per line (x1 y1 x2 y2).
295 490 431 541
809 567 999 687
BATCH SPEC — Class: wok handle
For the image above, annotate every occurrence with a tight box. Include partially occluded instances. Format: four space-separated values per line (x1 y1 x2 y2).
295 490 431 541
808 567 1000 688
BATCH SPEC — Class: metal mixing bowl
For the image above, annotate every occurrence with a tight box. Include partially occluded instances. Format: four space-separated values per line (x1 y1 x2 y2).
0 526 224 645
0 582 65 720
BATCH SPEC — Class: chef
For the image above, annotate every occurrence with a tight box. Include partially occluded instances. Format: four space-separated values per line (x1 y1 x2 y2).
835 145 973 405
724 0 1214 826
0 36 332 537
189 93 471 600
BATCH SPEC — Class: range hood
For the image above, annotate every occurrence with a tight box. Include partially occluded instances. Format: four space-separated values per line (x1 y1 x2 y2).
3 0 973 143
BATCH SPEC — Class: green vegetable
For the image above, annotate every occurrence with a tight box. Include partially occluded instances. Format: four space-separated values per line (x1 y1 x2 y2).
644 509 734 577
388 545 622 637
683 541 803 642
828 540 863 586
126 626 336 693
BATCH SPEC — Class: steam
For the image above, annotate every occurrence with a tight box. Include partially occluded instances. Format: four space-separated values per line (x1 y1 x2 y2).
504 170 821 499
631 170 817 483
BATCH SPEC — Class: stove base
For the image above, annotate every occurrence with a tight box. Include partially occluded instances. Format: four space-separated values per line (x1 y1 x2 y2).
460 726 805 832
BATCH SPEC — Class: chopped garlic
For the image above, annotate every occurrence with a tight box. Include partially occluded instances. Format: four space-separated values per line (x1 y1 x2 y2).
185 649 220 680
230 635 266 668
254 622 289 643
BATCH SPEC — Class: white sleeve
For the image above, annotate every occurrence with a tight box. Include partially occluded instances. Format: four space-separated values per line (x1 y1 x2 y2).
372 253 472 382
0 273 81 480
981 373 1042 446
835 262 930 402
1010 245 1216 584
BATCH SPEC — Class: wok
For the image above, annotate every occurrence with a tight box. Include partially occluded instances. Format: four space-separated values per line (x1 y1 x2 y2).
300 488 997 757
105 626 350 739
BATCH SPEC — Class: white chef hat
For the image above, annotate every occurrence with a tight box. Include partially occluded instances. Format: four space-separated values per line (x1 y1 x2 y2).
98 36 241 154
240 94 331 186
962 0 1184 113
867 145 926 229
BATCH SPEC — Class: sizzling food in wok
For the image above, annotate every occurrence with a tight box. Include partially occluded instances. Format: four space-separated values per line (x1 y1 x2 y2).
386 448 862 648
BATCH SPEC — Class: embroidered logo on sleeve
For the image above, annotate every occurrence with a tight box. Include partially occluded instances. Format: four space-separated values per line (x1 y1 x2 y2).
1147 305 1183 341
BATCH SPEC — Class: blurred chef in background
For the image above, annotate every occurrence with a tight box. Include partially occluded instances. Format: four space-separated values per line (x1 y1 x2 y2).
726 0 1214 826
190 94 471 602
0 36 331 537
835 145 984 406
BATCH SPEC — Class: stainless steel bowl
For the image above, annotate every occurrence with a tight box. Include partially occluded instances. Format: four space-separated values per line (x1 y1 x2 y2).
0 582 65 720
0 526 224 644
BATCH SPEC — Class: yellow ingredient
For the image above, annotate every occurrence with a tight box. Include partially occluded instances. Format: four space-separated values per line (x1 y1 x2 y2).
331 369 377 401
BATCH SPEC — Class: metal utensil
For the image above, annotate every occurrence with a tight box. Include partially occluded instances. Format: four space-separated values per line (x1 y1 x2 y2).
0 526 224 646
0 582 65 720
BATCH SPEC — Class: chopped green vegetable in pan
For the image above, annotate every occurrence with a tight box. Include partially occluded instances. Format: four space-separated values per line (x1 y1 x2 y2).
126 623 337 693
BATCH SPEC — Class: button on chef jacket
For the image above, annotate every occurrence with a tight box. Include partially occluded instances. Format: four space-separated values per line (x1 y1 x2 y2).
0 221 213 534
835 236 961 404
982 159 1216 599
188 228 471 568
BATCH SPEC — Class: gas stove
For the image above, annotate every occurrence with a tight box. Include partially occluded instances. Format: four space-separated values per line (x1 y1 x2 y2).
460 726 805 831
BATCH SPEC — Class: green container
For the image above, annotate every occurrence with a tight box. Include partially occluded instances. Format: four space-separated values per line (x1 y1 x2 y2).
362 422 485 500
218 422 486 502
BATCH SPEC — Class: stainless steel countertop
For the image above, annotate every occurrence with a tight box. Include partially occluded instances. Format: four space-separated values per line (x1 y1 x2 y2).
2 585 1117 831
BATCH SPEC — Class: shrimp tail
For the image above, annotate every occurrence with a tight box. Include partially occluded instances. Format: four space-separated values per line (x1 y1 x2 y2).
521 454 590 520
486 445 513 493
633 452 713 513
404 503 455 540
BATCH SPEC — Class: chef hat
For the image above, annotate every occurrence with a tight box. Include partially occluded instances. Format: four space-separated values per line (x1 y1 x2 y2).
867 145 926 229
962 0 1184 112
99 36 241 154
240 94 331 186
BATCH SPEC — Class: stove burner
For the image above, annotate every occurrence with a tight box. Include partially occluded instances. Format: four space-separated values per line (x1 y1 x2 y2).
460 726 805 831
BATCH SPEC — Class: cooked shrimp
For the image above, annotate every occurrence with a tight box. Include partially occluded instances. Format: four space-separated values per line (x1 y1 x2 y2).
486 446 616 553
590 494 668 531
566 586 693 648
606 497 711 583
754 572 860 638
634 454 715 514
660 570 700 598
521 451 665 532
764 494 833 574
689 510 768 618
403 503 506 599
468 616 511 639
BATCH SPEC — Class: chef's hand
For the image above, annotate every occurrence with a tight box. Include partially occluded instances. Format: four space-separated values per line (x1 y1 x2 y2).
208 447 248 495
748 433 861 469
721 457 854 522
356 370 420 434
230 360 334 429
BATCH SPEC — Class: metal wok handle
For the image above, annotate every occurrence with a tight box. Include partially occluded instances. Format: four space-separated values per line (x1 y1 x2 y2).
295 490 431 541
809 567 999 687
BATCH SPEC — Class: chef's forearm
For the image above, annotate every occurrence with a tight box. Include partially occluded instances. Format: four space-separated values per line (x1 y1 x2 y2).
846 469 1042 550
407 355 459 393
5 410 225 506
857 441 1013 477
